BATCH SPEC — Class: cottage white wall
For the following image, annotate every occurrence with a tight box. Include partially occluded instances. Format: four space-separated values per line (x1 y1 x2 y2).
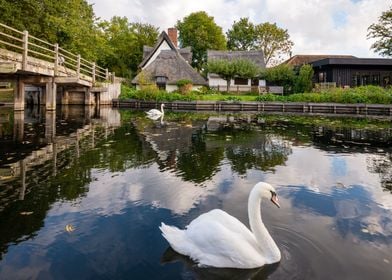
143 41 172 69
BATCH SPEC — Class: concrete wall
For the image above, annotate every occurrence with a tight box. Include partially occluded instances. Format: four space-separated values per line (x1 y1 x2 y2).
100 82 121 105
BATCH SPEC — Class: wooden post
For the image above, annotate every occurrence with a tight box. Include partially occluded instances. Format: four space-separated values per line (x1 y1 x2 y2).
14 79 25 111
92 62 96 84
22 30 28 70
105 68 109 81
54 43 59 75
45 78 57 110
77 54 81 79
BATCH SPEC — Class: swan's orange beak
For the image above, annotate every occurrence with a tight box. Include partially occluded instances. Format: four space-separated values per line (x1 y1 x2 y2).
271 194 280 208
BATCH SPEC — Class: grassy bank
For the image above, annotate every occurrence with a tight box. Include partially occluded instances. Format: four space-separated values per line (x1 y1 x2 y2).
120 85 392 104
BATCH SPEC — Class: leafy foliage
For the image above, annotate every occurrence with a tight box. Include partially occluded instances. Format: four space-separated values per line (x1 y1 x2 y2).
255 86 392 104
294 64 314 93
255 23 294 66
260 64 295 94
98 17 159 78
226 18 294 66
176 11 226 70
367 6 392 57
226 18 256 51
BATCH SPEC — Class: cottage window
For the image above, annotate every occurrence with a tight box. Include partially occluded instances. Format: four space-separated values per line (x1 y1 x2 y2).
251 79 259 86
156 76 167 90
234 78 248 85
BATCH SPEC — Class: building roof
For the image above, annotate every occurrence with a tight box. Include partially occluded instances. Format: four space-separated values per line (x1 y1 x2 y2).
207 50 266 68
139 31 192 69
311 57 392 67
284 54 357 66
132 50 207 85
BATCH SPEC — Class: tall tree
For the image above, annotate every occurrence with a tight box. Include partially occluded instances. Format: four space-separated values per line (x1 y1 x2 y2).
226 18 256 51
99 17 158 78
255 22 293 66
176 11 226 70
367 7 392 57
207 58 261 92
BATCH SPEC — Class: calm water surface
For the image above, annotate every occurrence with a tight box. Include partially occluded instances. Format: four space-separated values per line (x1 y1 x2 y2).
0 106 391 280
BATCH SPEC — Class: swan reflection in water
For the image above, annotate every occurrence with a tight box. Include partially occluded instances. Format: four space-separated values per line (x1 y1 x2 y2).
161 247 279 280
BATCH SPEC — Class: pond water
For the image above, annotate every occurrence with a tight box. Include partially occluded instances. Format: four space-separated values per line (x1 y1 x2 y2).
0 106 391 280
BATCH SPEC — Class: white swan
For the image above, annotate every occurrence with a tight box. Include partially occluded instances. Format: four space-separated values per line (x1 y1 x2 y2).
146 103 164 118
159 182 281 269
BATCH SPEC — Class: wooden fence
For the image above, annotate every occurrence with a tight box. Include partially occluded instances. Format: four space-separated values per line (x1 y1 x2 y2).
113 99 392 118
0 22 111 82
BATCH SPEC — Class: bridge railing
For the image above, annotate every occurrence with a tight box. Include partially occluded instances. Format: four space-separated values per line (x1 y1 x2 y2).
0 22 112 83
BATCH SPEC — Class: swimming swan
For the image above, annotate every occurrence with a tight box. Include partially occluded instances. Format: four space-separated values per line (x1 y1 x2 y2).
159 182 281 269
146 103 164 117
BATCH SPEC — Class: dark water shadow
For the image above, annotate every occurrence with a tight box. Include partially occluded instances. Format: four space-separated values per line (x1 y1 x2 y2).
161 247 279 280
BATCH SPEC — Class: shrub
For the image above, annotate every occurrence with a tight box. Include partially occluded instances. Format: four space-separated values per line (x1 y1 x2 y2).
176 79 193 94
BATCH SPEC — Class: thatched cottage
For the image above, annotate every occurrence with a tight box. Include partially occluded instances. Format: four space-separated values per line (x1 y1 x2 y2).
132 28 207 91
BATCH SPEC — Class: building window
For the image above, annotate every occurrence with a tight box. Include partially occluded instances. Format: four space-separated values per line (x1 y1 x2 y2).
372 74 380 85
156 76 167 90
251 79 259 86
352 74 360 87
234 78 248 85
318 72 326 83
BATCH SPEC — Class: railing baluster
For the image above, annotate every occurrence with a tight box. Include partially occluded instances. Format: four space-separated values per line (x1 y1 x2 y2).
77 54 81 79
54 43 59 75
22 30 28 70
92 62 96 84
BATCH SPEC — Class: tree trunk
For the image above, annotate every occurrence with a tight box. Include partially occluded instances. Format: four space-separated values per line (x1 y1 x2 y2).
226 79 231 92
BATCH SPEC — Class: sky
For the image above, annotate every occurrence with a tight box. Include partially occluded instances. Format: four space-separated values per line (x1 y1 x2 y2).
88 0 390 59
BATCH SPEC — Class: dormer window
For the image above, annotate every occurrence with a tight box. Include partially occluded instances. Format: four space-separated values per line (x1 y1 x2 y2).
156 76 167 90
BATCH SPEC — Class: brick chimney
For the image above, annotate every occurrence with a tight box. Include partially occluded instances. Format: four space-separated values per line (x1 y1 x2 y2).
168 28 178 48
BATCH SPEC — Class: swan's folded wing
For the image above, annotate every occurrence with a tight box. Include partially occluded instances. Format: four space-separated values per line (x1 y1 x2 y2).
184 210 265 268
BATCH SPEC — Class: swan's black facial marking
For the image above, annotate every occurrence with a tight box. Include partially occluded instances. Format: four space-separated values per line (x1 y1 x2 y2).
270 191 280 208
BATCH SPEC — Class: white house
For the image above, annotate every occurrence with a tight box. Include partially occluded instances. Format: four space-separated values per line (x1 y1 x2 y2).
207 50 266 92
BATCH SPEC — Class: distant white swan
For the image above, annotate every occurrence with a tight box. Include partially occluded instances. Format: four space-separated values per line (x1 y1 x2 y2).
160 182 281 269
146 103 164 118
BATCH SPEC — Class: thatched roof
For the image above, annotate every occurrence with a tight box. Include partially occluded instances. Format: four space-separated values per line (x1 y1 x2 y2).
132 50 207 85
284 54 357 66
207 50 266 68
139 31 192 68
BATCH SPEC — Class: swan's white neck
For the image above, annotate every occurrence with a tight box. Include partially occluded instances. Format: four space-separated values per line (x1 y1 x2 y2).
248 184 281 263
160 104 165 114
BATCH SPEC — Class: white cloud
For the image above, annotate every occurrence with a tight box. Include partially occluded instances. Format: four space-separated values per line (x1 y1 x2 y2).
89 0 390 58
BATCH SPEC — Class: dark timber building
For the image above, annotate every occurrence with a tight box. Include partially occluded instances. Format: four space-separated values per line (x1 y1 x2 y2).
285 55 392 88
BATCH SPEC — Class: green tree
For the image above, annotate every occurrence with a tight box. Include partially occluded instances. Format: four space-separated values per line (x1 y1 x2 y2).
98 17 158 78
294 64 314 93
367 7 392 57
207 58 261 91
255 22 294 66
176 11 226 70
226 18 256 51
261 64 295 94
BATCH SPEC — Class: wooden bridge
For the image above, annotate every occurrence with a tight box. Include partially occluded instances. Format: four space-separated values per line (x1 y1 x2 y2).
0 22 119 110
